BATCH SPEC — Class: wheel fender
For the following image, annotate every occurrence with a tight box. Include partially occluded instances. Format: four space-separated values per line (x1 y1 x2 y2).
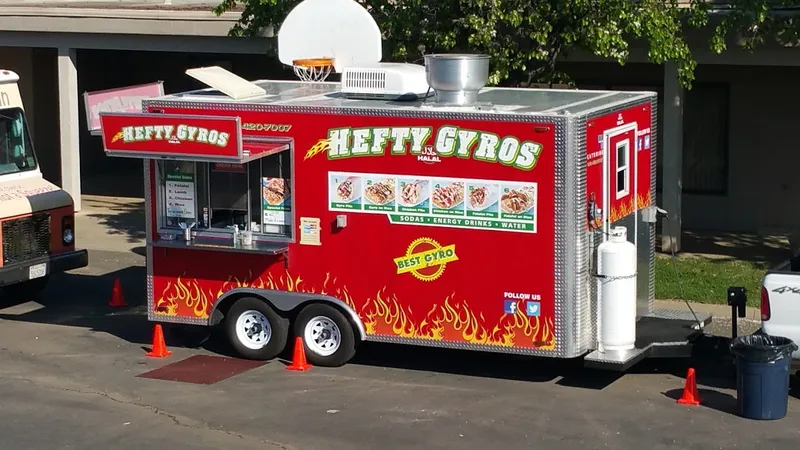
210 288 366 341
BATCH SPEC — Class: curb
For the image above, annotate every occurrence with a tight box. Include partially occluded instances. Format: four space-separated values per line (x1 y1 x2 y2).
655 299 761 322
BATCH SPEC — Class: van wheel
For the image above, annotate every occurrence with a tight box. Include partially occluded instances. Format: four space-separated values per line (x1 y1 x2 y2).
293 303 356 367
225 296 289 361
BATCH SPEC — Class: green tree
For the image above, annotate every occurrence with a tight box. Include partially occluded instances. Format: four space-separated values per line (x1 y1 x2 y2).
213 0 800 89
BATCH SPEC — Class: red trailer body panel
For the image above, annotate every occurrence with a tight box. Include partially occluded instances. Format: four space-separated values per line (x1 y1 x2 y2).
147 109 560 351
585 104 653 232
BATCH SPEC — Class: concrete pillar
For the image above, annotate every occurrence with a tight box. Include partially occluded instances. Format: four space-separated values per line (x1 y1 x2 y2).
57 47 81 211
660 62 684 252
32 48 60 186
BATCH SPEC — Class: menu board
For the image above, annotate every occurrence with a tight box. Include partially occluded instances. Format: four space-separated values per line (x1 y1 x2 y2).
262 177 291 225
165 173 196 220
328 171 537 233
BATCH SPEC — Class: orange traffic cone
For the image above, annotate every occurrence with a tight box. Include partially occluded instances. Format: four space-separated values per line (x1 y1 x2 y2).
109 278 127 307
286 336 312 371
677 367 701 406
145 324 172 358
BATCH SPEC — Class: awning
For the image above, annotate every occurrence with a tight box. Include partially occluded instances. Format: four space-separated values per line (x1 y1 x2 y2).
98 111 289 164
240 141 290 163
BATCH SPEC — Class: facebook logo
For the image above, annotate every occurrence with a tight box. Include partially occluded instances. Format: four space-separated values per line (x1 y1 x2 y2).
504 300 518 315
526 302 541 317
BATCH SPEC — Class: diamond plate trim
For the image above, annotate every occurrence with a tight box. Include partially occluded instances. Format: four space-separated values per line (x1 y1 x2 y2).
583 347 646 365
588 228 600 352
144 159 156 322
365 334 558 357
563 116 590 357
648 96 658 314
144 99 564 125
574 117 590 355
552 116 573 358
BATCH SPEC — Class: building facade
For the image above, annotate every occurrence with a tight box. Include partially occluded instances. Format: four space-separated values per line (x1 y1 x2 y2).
0 1 796 252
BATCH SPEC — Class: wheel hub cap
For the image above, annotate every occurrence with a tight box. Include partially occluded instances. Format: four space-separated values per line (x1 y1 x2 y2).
304 316 342 357
235 310 272 350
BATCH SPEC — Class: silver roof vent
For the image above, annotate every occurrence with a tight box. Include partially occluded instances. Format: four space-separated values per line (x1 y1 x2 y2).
423 54 490 105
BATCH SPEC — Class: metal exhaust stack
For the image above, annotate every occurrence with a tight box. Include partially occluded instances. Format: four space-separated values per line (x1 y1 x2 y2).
424 54 490 105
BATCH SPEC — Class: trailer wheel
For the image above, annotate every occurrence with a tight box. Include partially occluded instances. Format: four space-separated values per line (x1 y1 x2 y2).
225 296 289 361
294 303 356 367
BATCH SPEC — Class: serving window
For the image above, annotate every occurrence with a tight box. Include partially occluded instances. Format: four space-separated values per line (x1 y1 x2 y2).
156 148 293 242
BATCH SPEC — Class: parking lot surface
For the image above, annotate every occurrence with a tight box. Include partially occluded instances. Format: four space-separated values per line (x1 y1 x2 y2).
0 248 797 450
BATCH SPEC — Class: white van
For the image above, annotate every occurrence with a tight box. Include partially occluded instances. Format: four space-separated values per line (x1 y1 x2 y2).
0 69 88 297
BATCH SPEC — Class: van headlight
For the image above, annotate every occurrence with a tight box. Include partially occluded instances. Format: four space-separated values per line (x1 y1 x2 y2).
62 215 74 245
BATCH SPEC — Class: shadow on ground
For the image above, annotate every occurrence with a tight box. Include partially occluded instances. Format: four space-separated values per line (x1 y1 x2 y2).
84 198 146 244
656 228 792 266
0 266 750 394
82 166 144 198
662 387 739 415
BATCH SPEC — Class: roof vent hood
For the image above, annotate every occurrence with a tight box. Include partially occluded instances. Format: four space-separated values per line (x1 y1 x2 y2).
424 54 490 105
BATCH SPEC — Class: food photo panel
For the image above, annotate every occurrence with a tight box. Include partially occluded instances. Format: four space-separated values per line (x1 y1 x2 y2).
466 182 499 218
398 178 431 214
329 173 362 210
499 182 537 222
363 176 397 212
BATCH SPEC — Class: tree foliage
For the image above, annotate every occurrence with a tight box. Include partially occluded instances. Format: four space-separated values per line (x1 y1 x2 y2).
213 0 800 89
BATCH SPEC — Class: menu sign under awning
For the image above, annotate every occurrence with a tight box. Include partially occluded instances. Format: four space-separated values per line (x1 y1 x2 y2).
165 173 196 219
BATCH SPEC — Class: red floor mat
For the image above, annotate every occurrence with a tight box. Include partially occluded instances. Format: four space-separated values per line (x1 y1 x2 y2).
137 355 266 384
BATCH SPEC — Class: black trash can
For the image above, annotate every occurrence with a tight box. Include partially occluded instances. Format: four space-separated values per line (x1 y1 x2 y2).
730 334 798 420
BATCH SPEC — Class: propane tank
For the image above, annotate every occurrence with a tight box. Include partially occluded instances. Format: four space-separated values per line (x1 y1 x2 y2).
597 226 637 352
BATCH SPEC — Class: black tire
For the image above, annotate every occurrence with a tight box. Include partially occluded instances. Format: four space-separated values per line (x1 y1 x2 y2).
3 276 50 300
293 303 356 367
224 296 289 360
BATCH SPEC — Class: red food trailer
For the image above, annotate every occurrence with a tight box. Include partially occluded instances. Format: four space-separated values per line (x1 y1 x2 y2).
95 0 711 371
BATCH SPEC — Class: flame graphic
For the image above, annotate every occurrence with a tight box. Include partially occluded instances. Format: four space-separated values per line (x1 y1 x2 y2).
155 276 210 319
609 191 651 223
154 271 553 350
304 139 330 160
155 282 179 316
111 131 124 143
361 287 555 349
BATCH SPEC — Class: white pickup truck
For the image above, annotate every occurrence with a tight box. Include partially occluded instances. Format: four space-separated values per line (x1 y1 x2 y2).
759 258 800 371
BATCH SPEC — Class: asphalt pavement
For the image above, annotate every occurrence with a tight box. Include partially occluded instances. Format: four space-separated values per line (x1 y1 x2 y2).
0 246 794 450
0 198 793 450
0 377 282 449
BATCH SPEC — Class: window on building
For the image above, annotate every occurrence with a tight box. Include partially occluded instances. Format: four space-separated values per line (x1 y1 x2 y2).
681 83 729 195
616 139 630 199
596 82 729 196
